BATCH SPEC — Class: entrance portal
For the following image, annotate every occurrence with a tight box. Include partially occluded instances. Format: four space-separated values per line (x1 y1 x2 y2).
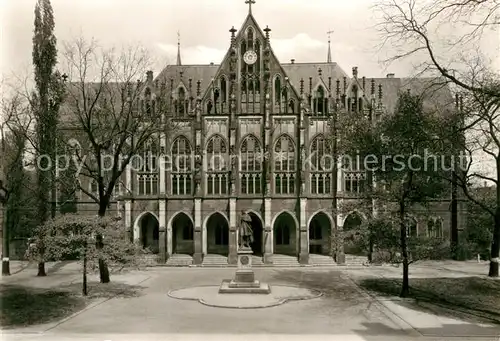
248 212 263 256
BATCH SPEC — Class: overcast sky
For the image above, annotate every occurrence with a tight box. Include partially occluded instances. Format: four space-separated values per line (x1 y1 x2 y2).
0 0 476 81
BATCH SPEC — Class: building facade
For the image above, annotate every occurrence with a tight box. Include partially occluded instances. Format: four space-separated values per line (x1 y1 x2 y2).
71 3 465 266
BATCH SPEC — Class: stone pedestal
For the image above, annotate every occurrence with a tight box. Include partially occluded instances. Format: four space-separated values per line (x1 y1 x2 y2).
219 248 271 294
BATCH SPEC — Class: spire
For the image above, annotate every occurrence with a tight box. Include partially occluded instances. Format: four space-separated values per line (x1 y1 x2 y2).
327 30 333 63
176 31 182 66
245 0 255 14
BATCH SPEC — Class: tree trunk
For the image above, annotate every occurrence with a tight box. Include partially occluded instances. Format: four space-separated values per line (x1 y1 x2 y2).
97 202 110 283
451 171 458 259
399 200 410 297
2 205 10 275
82 242 87 296
489 208 500 277
401 258 410 297
37 261 46 276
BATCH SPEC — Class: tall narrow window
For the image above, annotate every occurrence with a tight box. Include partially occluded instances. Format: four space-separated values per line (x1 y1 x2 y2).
137 139 158 195
220 77 227 113
206 135 228 195
274 76 282 113
274 135 296 195
240 135 262 195
313 86 328 115
310 135 332 194
171 136 192 195
176 87 187 116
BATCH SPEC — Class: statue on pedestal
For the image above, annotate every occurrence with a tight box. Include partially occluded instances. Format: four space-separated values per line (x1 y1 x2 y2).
239 211 254 249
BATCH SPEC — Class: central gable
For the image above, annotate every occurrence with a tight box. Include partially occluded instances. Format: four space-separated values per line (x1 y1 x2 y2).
201 12 300 116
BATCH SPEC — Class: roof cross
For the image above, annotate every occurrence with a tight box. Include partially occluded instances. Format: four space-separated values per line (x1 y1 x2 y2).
245 0 255 14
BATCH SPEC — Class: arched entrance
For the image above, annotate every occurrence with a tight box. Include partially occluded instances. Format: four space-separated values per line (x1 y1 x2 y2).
309 212 331 255
248 212 263 256
343 212 363 255
206 212 229 255
273 211 297 256
172 213 194 255
139 213 159 254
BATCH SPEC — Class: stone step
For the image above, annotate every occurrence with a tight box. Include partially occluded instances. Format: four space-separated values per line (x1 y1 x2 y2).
271 254 300 267
166 254 193 266
252 255 264 266
202 254 229 267
309 254 337 266
345 255 369 266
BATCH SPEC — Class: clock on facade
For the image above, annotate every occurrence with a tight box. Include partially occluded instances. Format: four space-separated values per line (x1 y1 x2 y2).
243 50 258 65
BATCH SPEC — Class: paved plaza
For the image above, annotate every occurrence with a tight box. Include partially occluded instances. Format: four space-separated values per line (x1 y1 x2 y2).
1 261 499 341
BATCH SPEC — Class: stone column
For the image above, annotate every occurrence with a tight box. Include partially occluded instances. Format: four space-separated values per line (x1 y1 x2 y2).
228 197 237 264
299 197 309 264
193 198 203 264
159 134 166 194
158 200 167 263
263 197 273 264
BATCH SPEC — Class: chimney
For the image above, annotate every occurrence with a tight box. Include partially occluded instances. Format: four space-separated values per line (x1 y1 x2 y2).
386 73 395 78
146 70 153 82
352 66 358 79
291 59 295 64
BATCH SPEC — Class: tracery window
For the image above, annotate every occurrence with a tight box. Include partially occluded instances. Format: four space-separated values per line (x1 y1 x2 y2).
171 136 192 195
206 135 228 195
427 217 443 238
310 135 332 194
274 135 296 195
405 216 418 237
343 155 366 194
137 139 158 195
240 135 262 195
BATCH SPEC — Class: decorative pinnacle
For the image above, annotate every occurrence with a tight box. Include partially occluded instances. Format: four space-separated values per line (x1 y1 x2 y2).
264 25 271 40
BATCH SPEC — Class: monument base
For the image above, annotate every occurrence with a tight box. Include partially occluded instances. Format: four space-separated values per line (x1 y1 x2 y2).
218 279 271 294
218 248 271 294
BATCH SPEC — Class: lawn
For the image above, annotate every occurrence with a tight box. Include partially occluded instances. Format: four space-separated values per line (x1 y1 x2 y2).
357 276 500 323
0 281 143 329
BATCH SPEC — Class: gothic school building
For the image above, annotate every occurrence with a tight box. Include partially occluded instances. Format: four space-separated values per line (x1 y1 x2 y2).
72 4 465 266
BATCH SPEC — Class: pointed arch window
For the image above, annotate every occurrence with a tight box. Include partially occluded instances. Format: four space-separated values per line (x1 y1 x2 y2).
274 75 282 113
137 138 158 195
220 77 227 112
171 136 192 195
240 135 262 195
310 135 332 194
313 86 328 115
206 135 228 195
206 100 213 114
274 135 296 195
176 87 188 116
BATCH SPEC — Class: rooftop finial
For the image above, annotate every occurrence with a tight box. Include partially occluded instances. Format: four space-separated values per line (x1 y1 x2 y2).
245 0 255 14
176 31 182 66
327 29 333 63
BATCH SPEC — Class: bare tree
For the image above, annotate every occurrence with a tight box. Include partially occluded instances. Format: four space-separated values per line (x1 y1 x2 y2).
59 37 169 283
375 0 500 276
